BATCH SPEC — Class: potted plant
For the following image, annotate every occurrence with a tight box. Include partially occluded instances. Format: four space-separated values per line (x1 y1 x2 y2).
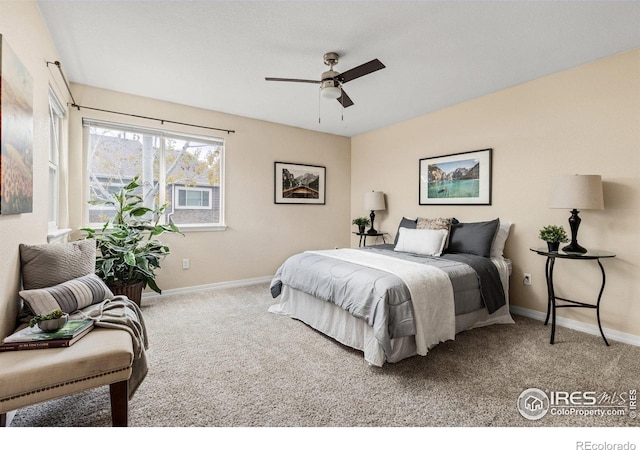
538 224 569 252
352 217 371 234
81 176 182 306
29 309 68 331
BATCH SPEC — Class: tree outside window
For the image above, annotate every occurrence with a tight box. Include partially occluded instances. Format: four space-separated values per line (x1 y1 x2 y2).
85 120 224 227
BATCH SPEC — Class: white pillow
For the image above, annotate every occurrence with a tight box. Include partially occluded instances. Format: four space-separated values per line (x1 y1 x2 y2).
491 221 512 259
394 227 448 257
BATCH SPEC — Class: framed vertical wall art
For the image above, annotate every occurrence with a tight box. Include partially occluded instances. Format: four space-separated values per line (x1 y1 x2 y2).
419 148 492 205
0 34 34 215
274 162 326 205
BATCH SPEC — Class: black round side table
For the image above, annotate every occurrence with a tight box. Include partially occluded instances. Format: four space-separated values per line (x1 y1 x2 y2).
353 232 386 247
530 247 616 346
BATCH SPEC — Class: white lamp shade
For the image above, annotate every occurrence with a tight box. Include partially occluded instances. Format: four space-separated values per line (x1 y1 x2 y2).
549 174 604 210
364 191 386 211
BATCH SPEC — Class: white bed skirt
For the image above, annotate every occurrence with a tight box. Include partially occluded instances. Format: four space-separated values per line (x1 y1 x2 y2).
268 258 514 367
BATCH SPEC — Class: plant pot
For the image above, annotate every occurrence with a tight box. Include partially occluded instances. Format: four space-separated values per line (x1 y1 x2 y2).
37 313 69 332
109 281 144 307
358 225 366 234
547 241 560 253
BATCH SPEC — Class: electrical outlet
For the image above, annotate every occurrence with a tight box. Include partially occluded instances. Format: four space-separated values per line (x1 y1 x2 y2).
182 259 190 270
523 273 532 286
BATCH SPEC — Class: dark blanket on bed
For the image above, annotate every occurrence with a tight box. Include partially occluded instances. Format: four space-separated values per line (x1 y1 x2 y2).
439 252 506 314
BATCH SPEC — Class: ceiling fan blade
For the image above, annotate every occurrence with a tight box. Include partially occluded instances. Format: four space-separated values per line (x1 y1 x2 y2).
265 77 320 84
337 89 354 108
336 59 385 84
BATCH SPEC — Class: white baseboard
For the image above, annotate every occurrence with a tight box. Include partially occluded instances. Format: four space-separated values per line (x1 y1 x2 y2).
509 305 640 347
142 276 273 299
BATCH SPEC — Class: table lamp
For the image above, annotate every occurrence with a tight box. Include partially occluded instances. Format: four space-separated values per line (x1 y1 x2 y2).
549 174 604 254
364 191 385 234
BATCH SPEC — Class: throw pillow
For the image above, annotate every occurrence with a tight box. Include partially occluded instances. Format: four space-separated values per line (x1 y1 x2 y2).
416 217 452 231
394 227 448 257
20 273 114 316
447 218 500 258
393 217 418 246
491 221 512 259
416 217 453 247
20 239 96 290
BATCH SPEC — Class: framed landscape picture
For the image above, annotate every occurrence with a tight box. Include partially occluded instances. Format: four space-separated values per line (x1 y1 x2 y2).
419 148 492 205
274 162 326 205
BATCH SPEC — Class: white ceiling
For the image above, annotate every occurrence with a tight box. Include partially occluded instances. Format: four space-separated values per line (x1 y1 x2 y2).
37 0 640 137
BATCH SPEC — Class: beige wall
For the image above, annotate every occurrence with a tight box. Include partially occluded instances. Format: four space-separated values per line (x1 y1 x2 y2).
66 84 351 292
0 2 69 338
352 49 640 339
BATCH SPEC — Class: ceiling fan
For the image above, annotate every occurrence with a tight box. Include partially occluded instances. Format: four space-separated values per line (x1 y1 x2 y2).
265 52 385 108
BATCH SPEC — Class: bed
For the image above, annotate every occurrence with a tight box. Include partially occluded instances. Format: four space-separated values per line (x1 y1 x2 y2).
269 217 514 366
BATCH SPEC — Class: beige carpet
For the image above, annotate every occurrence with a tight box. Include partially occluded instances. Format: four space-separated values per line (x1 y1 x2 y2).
8 282 640 429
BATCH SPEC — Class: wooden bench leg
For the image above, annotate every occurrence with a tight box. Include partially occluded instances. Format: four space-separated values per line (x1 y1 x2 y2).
0 413 6 427
110 380 129 427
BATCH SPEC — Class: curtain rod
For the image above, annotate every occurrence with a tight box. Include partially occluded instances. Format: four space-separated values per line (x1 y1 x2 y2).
46 60 235 135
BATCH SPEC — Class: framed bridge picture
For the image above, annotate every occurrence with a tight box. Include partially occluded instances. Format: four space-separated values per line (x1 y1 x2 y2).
419 148 492 205
274 162 326 205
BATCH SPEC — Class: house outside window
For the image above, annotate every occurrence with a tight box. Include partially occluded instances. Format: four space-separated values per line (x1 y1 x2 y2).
176 186 211 209
172 185 220 224
84 119 224 230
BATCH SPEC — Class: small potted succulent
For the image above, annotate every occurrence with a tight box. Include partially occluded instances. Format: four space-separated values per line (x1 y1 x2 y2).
29 309 68 332
352 217 371 234
538 225 569 252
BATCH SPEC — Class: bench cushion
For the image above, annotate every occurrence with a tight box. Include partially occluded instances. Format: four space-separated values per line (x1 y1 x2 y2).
0 328 133 413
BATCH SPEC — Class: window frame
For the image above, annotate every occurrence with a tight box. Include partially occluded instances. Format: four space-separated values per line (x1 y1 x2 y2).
83 119 226 231
47 89 64 233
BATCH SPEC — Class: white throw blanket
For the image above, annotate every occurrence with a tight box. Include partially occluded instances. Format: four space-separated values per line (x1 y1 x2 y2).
307 249 455 355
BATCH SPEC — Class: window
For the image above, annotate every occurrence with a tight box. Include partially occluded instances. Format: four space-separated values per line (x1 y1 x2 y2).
175 186 212 209
48 90 64 232
84 119 224 229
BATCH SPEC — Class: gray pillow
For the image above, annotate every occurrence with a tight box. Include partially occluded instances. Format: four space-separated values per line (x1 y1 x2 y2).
394 217 417 245
20 273 113 316
20 239 96 290
446 218 500 258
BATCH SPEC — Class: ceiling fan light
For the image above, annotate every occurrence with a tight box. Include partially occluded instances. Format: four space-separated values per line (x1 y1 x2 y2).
321 86 341 99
